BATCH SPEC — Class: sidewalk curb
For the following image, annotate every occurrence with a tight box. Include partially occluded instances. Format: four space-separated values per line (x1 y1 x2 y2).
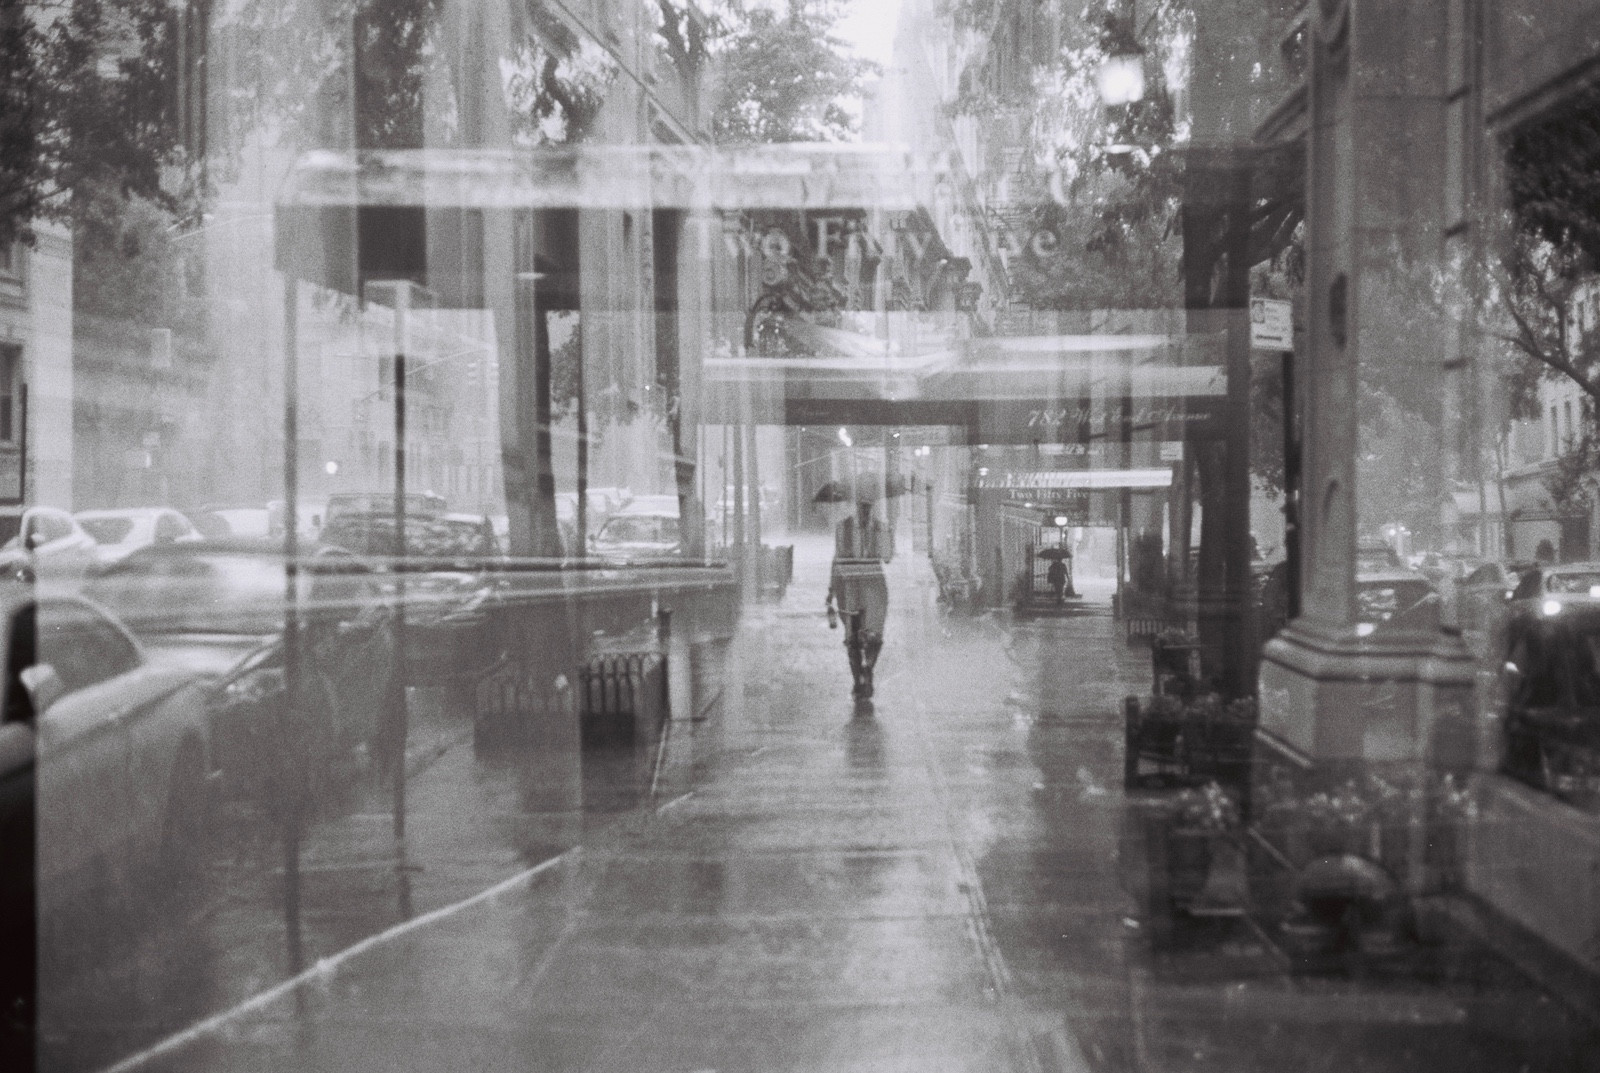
1431 894 1600 1030
99 848 580 1073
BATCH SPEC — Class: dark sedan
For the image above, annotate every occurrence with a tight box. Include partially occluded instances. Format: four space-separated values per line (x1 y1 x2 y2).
1500 598 1600 812
317 512 506 686
82 541 396 794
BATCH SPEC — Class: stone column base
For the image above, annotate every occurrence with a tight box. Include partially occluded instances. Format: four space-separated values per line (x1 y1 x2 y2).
1249 620 1480 903
1258 619 1478 767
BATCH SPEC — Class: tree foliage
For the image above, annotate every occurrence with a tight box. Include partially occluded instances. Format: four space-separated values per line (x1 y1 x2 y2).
987 5 1193 311
224 0 619 154
1482 87 1600 508
709 0 878 144
0 0 200 248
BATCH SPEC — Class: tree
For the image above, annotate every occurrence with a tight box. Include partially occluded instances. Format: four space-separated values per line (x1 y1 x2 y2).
984 6 1193 311
0 0 200 248
1455 85 1600 519
709 0 878 144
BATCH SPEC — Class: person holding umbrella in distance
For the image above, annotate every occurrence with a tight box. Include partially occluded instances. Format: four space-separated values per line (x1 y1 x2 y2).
818 473 902 701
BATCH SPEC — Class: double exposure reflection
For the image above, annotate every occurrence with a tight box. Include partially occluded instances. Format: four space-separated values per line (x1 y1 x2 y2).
2 1 1600 1071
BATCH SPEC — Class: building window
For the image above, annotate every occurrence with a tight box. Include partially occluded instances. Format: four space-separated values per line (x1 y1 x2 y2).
1566 399 1576 451
0 347 17 444
1551 404 1561 457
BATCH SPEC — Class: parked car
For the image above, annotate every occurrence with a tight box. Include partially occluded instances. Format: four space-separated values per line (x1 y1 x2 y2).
74 507 203 568
591 510 682 560
1353 568 1436 636
1499 597 1600 811
0 590 215 916
1462 560 1531 603
267 499 329 541
1356 540 1405 574
0 507 98 587
1458 559 1536 647
1511 561 1600 605
320 511 500 560
187 504 272 540
323 491 446 526
712 485 780 518
556 489 621 530
617 494 681 517
1412 550 1476 585
83 541 397 784
317 512 505 685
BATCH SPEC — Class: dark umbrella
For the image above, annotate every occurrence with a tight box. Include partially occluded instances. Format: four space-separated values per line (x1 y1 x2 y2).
1036 546 1072 560
812 473 912 505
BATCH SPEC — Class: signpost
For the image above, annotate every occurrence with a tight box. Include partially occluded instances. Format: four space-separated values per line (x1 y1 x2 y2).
1250 298 1293 351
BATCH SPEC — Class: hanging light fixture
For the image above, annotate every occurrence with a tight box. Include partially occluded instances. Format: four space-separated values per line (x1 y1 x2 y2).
1097 2 1146 105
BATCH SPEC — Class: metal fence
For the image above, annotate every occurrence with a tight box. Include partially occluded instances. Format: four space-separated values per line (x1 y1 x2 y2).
579 651 669 747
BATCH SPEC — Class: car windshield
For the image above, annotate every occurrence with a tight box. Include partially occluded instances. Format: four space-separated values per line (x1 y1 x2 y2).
78 517 136 543
1547 571 1600 594
322 516 495 557
1355 580 1433 624
598 517 677 545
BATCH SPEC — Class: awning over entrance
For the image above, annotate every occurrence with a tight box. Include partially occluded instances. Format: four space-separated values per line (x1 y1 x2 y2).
277 145 948 212
977 469 1175 490
705 326 1227 442
274 146 1230 446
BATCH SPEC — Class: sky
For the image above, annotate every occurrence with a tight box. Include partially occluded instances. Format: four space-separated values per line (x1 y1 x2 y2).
834 0 903 68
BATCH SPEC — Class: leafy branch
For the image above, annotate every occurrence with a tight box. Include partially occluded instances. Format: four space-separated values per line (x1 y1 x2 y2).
1 0 202 247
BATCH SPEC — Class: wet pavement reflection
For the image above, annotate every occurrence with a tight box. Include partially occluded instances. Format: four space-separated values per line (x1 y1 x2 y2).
42 536 1600 1073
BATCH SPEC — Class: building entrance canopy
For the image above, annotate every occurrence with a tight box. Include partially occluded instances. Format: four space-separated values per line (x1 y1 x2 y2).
276 144 1230 446
277 145 941 213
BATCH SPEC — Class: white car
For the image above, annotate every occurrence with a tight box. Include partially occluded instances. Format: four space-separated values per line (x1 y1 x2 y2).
0 591 214 919
74 507 203 568
0 507 99 587
591 511 683 559
190 504 272 540
616 494 681 517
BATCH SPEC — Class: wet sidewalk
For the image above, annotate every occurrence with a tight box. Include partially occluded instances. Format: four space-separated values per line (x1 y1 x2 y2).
119 536 1600 1073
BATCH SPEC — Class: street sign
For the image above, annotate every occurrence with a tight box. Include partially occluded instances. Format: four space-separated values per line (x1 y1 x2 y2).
1250 298 1293 351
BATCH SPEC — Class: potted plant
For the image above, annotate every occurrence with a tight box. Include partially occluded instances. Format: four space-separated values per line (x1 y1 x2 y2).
1151 627 1201 697
1163 781 1242 907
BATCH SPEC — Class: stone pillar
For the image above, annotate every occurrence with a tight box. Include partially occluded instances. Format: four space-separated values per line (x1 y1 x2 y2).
1258 1 1477 875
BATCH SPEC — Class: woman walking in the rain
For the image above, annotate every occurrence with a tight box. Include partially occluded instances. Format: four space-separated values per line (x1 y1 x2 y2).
826 496 891 700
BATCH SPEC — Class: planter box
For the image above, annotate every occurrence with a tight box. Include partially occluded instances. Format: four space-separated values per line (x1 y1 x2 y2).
1124 695 1257 789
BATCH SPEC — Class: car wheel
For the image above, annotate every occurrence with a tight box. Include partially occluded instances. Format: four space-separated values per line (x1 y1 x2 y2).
159 740 210 897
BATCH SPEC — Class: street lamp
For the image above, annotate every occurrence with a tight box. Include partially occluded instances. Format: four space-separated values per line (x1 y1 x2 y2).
1097 4 1147 106
1051 513 1080 598
1098 51 1145 105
